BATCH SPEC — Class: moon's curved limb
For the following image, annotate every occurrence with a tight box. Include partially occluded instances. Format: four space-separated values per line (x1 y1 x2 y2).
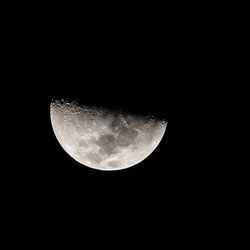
50 100 167 171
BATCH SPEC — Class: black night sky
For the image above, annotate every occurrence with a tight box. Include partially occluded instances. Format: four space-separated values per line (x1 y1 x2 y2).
4 15 210 233
2 4 231 245
13 47 182 209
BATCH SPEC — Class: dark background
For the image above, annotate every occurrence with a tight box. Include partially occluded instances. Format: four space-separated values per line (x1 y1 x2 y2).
3 8 219 240
9 28 185 211
29 51 176 204
2 3 241 246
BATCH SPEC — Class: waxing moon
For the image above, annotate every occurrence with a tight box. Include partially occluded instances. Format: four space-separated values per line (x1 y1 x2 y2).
50 100 167 171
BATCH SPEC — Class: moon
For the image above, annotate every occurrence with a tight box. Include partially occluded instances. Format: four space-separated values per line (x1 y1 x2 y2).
50 100 167 171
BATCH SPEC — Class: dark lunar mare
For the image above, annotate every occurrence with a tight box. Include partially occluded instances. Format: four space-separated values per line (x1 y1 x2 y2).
96 135 117 156
117 127 138 146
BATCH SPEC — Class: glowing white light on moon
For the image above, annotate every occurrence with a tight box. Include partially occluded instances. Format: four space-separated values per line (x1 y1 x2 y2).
50 100 167 171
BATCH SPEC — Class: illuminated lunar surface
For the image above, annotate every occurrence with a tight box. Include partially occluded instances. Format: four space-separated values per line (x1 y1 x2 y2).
50 100 167 171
